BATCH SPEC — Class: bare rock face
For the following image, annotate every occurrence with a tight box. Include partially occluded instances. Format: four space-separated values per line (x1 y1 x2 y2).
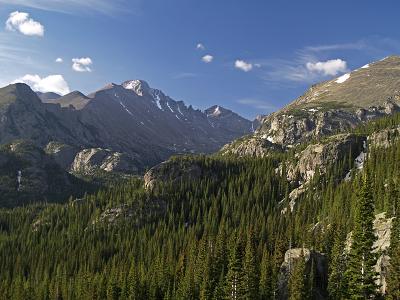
259 109 360 147
278 248 328 300
368 126 400 148
285 134 366 184
144 159 203 191
0 140 81 206
71 148 139 175
220 136 283 157
45 142 79 170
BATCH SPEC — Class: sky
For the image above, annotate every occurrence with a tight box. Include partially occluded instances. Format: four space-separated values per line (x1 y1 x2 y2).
1 1 400 119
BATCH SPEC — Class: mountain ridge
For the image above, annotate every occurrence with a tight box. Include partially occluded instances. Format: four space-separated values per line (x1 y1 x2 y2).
224 55 400 154
0 80 253 172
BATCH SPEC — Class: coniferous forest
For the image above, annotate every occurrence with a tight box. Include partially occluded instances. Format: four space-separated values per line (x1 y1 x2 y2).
0 114 399 299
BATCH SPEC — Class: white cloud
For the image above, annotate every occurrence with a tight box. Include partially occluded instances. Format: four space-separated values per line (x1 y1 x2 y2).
235 60 253 72
12 74 70 95
72 57 93 72
237 98 276 110
55 57 63 63
306 59 347 76
196 43 205 50
202 54 213 63
5 11 44 37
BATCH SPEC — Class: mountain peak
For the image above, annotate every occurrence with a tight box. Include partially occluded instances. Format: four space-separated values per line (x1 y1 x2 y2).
122 80 151 96
205 105 231 117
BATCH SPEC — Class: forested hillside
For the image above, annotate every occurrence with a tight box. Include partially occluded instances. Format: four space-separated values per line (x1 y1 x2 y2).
0 113 399 299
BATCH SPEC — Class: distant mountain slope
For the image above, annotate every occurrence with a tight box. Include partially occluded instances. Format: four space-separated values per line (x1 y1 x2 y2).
36 91 62 102
224 56 400 154
0 140 89 207
0 81 252 171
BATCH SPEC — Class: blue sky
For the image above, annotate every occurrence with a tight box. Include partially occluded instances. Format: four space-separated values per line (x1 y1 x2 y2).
1 0 400 119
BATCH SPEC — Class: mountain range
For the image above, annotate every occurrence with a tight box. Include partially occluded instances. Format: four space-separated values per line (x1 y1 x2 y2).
0 80 254 174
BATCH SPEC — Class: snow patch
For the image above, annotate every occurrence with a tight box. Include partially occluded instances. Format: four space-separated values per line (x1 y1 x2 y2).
308 108 318 113
166 101 174 112
262 134 275 143
361 64 370 69
177 105 184 116
151 89 163 110
119 101 134 117
335 73 350 83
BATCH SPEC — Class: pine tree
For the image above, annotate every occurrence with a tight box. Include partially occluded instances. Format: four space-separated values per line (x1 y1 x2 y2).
328 227 347 299
387 193 400 299
127 263 140 299
259 249 272 300
243 229 259 299
225 233 245 300
345 174 378 299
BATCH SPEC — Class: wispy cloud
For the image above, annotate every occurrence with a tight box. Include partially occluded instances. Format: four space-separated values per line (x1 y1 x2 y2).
303 41 367 52
173 72 197 79
237 98 276 111
0 0 139 15
254 37 400 85
0 33 39 66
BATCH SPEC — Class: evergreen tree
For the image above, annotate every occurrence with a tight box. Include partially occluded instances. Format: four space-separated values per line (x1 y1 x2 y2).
259 249 272 300
345 174 378 299
328 227 347 299
225 233 245 300
243 229 259 299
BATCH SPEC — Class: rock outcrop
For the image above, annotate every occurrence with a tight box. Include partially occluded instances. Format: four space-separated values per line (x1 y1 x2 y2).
221 135 283 157
278 248 328 299
144 159 203 191
71 148 140 175
0 140 85 206
368 126 400 148
285 134 366 184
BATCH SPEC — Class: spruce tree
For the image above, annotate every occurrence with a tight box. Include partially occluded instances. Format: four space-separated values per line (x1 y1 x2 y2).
259 249 272 300
225 233 245 300
243 229 259 299
345 174 378 299
328 227 347 299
